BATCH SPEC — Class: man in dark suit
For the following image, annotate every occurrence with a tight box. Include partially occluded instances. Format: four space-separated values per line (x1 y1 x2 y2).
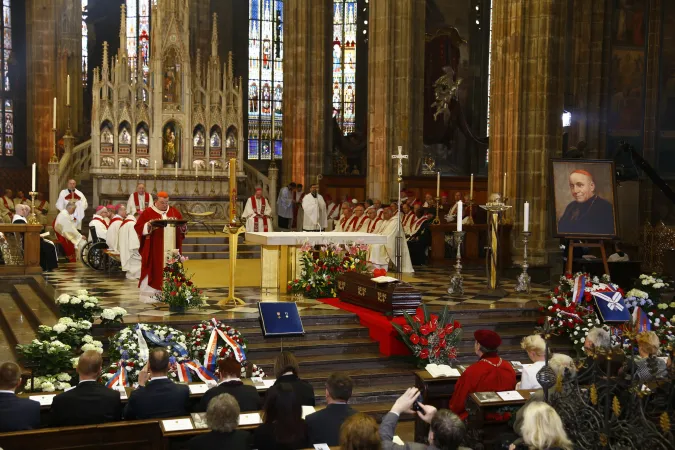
195 357 261 413
0 361 41 432
50 351 123 426
124 348 189 420
306 373 357 445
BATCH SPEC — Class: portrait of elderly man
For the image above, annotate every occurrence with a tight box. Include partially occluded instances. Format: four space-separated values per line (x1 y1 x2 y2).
557 168 615 235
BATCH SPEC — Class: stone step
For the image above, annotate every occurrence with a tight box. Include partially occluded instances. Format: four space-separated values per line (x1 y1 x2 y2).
245 337 381 359
251 352 402 373
242 323 371 343
315 381 413 405
183 236 247 244
182 251 261 260
294 367 416 390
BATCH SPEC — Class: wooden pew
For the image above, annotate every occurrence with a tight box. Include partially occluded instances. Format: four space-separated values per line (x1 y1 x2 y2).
428 223 513 265
466 389 535 448
0 224 43 275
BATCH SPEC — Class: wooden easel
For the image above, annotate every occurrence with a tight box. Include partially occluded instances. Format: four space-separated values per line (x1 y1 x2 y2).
566 239 610 276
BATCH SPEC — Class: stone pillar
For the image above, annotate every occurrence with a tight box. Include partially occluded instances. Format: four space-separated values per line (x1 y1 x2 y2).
268 161 279 224
366 0 425 201
282 0 330 186
488 0 567 264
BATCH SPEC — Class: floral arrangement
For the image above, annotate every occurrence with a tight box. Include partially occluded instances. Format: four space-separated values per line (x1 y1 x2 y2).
37 317 93 348
16 339 74 376
187 319 266 378
392 304 462 367
154 250 208 311
103 323 191 385
99 307 128 326
55 290 103 321
624 274 675 349
288 241 370 298
24 373 73 392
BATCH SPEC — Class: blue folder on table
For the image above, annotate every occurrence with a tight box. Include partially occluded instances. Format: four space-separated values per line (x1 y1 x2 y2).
259 302 305 337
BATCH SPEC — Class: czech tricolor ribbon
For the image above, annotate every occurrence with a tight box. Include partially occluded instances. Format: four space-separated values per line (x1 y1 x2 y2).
571 275 586 304
632 306 652 332
184 361 215 383
593 291 625 311
217 328 247 363
176 362 192 383
204 328 220 373
105 362 129 389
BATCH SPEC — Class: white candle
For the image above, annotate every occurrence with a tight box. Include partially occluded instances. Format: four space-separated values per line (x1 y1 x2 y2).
470 173 474 200
524 201 530 232
31 163 36 192
436 171 440 197
118 159 122 177
503 172 507 198
66 75 70 106
211 162 215 178
52 97 57 129
175 162 178 177
136 160 140 177
457 200 463 232
195 164 199 178
154 160 157 177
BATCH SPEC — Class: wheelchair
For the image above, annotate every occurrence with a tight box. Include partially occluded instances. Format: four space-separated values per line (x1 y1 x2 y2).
80 225 108 271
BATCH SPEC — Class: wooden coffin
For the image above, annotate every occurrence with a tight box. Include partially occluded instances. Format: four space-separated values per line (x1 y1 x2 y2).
336 272 421 316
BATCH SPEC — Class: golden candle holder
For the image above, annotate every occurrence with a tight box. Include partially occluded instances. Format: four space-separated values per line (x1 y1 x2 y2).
152 175 158 195
117 176 124 194
27 191 40 225
173 176 180 195
209 176 216 196
219 158 245 306
432 196 441 225
465 199 475 225
194 176 200 195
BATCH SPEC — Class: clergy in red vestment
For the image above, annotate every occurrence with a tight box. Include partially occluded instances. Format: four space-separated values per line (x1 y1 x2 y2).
242 187 273 232
134 191 185 304
449 330 517 419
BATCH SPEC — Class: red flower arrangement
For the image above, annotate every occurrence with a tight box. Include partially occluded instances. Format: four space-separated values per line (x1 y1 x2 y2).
392 304 462 367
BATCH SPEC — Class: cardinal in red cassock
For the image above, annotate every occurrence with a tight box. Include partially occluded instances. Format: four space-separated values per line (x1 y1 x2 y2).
449 330 517 419
134 191 185 303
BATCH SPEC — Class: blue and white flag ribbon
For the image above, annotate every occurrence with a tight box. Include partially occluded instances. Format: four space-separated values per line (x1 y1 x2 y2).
572 275 586 304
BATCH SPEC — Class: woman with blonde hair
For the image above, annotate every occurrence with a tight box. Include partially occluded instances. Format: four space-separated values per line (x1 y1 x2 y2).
517 334 547 389
510 401 573 450
340 413 381 450
631 331 667 382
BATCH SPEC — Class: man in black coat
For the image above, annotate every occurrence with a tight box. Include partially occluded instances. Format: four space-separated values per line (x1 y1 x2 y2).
0 361 41 432
306 373 357 445
195 357 261 413
124 348 189 420
50 351 123 426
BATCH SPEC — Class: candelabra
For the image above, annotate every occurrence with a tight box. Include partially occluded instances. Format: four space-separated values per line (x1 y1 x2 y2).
27 191 40 225
194 176 200 195
209 176 216 196
152 175 158 195
432 197 441 225
479 196 512 298
173 175 180 195
515 231 532 294
465 199 475 225
117 175 124 194
447 230 466 295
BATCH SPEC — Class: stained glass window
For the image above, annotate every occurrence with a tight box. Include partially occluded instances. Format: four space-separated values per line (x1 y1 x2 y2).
332 0 357 135
82 0 88 87
248 0 283 160
126 0 151 83
0 0 11 156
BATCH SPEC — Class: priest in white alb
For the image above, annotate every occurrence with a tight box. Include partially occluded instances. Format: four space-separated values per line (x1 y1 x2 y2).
369 207 414 273
301 184 327 231
365 207 384 234
106 205 127 252
53 202 85 262
89 206 109 242
127 183 153 216
118 213 141 280
334 202 352 232
55 179 88 230
343 204 370 232
242 187 273 232
325 194 341 231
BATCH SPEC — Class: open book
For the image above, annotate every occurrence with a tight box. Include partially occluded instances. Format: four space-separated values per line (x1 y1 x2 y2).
425 363 461 378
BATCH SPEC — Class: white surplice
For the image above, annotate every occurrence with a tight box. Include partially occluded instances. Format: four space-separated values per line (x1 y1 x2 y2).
106 215 124 252
118 216 141 280
301 194 327 231
369 217 414 273
55 189 88 230
242 196 273 232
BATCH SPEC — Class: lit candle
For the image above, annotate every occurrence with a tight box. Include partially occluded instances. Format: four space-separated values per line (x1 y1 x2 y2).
211 162 215 178
524 201 530 232
31 163 36 192
52 97 57 129
457 200 463 232
195 163 199 178
436 171 440 197
136 160 140 177
503 172 507 199
175 162 178 177
154 160 157 177
66 75 70 106
118 159 122 177
469 173 474 200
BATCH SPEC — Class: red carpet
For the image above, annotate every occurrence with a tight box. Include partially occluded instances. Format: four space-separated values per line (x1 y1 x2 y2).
317 298 411 356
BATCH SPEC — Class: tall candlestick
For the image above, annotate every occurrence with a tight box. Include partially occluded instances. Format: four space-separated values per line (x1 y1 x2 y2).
436 171 440 197
175 162 178 177
154 160 157 177
118 159 122 177
195 164 199 178
229 158 237 223
503 172 507 199
524 201 530 232
211 162 215 178
31 163 36 192
470 173 474 200
136 160 140 177
457 201 463 231
66 75 71 106
52 97 57 129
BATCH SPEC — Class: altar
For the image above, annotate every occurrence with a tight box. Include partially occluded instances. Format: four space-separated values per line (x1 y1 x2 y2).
245 232 387 293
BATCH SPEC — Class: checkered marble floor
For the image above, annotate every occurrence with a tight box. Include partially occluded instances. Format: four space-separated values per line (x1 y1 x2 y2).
41 263 545 322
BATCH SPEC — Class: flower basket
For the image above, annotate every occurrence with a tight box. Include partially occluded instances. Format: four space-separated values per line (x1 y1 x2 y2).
154 250 208 310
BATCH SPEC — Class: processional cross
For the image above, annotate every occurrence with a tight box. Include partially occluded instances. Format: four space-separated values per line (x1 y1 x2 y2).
391 146 408 278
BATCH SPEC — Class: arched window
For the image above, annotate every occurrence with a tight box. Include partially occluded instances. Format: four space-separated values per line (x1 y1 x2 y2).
248 0 283 160
1 0 12 157
126 0 151 83
332 0 357 135
82 0 88 87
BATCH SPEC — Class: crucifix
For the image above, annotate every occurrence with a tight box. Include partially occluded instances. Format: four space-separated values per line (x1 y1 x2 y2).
391 146 408 279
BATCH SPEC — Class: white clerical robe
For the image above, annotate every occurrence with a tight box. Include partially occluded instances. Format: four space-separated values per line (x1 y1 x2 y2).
88 214 108 242
302 194 327 231
118 217 142 280
326 202 341 231
0 195 14 223
369 217 414 273
127 192 154 216
276 186 294 219
401 212 416 235
334 215 350 232
344 215 370 233
242 196 273 232
54 209 85 249
55 189 88 229
366 217 385 234
106 215 124 252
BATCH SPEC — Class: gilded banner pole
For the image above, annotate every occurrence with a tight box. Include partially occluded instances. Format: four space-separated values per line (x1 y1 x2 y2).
220 158 246 306
478 194 511 298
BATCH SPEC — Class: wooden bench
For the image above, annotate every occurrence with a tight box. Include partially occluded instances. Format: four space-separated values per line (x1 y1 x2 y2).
0 224 43 275
465 389 534 448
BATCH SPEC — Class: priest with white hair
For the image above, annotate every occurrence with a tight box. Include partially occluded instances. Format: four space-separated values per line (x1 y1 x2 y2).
53 202 85 262
106 205 127 252
242 187 273 232
118 213 141 279
127 183 153 216
55 179 88 230
88 206 109 242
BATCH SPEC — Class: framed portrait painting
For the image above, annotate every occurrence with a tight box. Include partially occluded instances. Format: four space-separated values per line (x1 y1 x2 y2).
550 159 618 238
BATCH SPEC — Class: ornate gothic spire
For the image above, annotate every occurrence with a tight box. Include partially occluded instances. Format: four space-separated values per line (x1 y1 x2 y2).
119 4 127 57
102 41 109 80
211 13 218 60
196 49 202 87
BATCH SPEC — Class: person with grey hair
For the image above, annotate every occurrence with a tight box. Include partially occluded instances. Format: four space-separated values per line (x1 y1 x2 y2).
186 393 251 450
12 203 58 271
54 201 86 262
579 327 624 378
584 327 611 354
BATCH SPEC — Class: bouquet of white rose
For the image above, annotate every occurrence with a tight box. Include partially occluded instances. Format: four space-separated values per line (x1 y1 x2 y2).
16 339 74 376
99 307 128 326
37 317 93 348
55 289 103 321
23 373 73 393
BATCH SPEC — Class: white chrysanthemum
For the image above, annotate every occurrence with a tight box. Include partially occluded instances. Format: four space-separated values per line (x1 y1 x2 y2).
58 317 74 325
40 382 55 392
70 297 82 305
82 335 93 344
111 307 127 316
56 382 71 391
100 309 116 320
56 373 71 382
81 343 103 353
76 289 88 296
78 320 92 329
56 294 70 304
52 323 68 333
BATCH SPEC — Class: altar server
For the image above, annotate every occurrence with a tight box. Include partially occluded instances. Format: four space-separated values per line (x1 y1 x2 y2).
89 206 109 242
0 189 14 223
118 213 141 279
53 202 85 262
127 183 153 216
55 179 88 230
243 187 273 232
302 184 327 231
13 204 58 271
343 204 370 232
369 207 414 273
106 205 126 252
334 202 352 232
277 181 296 230
326 194 341 231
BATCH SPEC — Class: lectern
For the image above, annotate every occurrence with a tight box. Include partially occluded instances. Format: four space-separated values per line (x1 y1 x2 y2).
152 219 188 263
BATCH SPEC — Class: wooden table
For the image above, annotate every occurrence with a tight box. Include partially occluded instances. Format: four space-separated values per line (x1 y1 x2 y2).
0 224 43 275
429 223 512 265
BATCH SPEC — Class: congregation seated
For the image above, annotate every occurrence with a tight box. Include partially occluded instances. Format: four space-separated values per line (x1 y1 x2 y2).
268 351 315 407
340 413 381 450
509 402 572 450
516 334 547 390
577 327 625 381
621 331 668 383
253 382 310 450
185 393 251 450
381 387 469 450
124 348 189 420
449 330 517 419
50 350 122 427
0 362 41 432
195 357 261 413
306 373 357 446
